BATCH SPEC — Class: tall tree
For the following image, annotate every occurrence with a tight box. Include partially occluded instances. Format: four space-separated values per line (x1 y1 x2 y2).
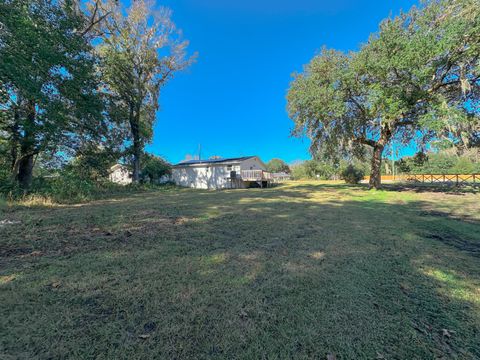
0 0 104 188
287 0 480 188
99 0 195 183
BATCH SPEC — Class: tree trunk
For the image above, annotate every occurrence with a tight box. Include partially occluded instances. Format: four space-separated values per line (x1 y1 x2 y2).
10 108 20 170
369 144 384 189
132 135 141 183
17 154 34 189
10 133 19 171
15 100 37 189
129 105 141 183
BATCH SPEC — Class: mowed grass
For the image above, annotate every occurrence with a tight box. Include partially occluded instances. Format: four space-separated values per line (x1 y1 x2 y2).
1 181 479 359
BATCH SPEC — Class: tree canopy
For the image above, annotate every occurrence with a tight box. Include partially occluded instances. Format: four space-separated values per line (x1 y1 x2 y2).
0 0 104 188
99 0 195 182
141 153 171 183
0 0 194 189
287 0 480 188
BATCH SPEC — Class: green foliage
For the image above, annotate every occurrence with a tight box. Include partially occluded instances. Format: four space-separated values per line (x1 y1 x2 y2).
0 168 15 194
287 0 480 188
291 158 371 180
0 170 176 204
0 139 11 171
290 162 309 180
397 149 480 174
266 158 290 173
290 160 334 180
99 0 195 181
141 153 171 183
0 0 106 187
65 145 120 181
340 165 365 184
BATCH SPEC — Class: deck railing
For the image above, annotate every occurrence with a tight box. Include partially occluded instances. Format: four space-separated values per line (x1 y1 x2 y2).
240 170 272 181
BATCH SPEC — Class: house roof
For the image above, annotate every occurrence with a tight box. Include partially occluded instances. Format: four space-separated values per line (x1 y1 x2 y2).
173 156 256 167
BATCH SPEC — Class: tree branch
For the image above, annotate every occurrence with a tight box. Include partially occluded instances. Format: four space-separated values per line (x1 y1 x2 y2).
355 136 377 147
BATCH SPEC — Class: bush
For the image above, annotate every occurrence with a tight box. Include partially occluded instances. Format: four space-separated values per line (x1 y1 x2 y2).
266 158 290 173
290 160 337 180
340 165 365 184
2 173 117 204
3 174 180 204
0 169 15 194
141 154 171 183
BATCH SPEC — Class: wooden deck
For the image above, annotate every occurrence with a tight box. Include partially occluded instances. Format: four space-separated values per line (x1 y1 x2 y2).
240 170 272 181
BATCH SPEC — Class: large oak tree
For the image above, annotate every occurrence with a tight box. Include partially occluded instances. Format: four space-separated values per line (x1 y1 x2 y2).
287 0 480 188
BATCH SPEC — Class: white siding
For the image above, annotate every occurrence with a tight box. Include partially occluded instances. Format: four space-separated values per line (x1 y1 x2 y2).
109 166 132 185
172 157 266 189
239 157 266 171
172 164 242 189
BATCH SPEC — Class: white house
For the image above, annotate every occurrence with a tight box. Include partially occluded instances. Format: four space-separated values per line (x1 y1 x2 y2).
108 164 132 185
172 156 272 189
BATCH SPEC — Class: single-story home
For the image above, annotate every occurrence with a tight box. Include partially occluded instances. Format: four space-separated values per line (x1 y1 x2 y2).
108 164 132 185
172 156 272 189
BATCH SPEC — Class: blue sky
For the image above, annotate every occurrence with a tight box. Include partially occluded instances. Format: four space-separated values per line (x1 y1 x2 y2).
146 0 418 164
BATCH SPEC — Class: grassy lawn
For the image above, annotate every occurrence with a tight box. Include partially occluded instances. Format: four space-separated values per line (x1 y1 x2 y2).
1 181 479 359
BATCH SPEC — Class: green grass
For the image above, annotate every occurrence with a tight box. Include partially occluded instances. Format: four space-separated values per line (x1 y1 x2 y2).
1 181 479 359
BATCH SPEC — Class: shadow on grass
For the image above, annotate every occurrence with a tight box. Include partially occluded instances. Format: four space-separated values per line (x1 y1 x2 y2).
1 184 479 359
282 181 480 195
382 182 480 194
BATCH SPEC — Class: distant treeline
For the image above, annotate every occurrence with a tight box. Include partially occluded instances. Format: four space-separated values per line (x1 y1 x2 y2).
395 149 480 175
286 148 480 180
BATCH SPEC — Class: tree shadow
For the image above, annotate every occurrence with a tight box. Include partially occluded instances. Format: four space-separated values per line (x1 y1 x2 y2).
382 182 480 194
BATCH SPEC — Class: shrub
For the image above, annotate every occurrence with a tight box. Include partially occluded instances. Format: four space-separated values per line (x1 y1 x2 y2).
0 169 16 194
141 154 171 183
340 165 365 184
290 160 337 180
266 158 290 173
1 172 179 205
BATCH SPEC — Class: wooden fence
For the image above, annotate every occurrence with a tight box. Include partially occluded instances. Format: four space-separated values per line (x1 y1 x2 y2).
363 175 400 182
405 174 478 184
363 174 479 184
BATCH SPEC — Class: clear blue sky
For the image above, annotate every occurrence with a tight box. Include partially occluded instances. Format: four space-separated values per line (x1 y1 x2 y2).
146 0 418 164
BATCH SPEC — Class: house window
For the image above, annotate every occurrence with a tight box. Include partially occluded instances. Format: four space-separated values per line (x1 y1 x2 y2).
227 165 232 171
